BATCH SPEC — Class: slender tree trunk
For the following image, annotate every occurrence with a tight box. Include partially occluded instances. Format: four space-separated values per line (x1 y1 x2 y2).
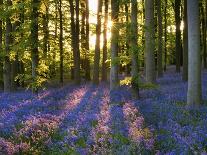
69 0 81 84
102 0 108 81
187 0 202 105
157 0 163 77
58 0 64 83
93 0 102 85
4 0 12 92
182 0 188 81
175 0 181 72
204 0 207 69
201 1 206 69
110 0 119 90
85 0 90 80
31 0 39 93
145 0 156 83
130 0 139 97
43 6 49 59
0 0 3 89
164 0 167 71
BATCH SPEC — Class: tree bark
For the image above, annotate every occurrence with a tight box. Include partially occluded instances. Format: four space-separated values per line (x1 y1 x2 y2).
187 0 202 105
58 0 64 83
145 0 156 83
0 0 3 89
157 0 163 77
130 0 139 97
85 0 90 80
69 0 81 84
182 0 188 81
31 0 39 93
175 0 181 72
164 0 167 71
110 0 119 90
201 1 207 69
93 0 102 85
102 0 108 81
4 0 12 92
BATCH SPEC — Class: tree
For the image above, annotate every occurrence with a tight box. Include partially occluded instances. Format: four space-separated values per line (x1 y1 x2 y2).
182 0 188 81
164 0 167 71
58 0 64 83
174 0 181 72
0 0 3 89
69 0 81 84
157 0 163 77
31 0 40 93
130 0 139 97
145 0 156 83
85 0 90 80
93 0 102 85
102 0 108 82
187 0 202 105
4 0 12 92
110 0 119 90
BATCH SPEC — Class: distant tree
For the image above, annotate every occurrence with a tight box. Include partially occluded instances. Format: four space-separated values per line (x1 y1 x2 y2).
102 0 108 82
157 0 163 77
145 0 156 83
69 0 81 84
182 0 188 81
164 0 167 71
130 0 139 97
174 0 181 72
4 0 12 92
58 0 63 83
0 0 3 89
85 0 90 80
31 0 40 93
93 0 102 85
110 0 119 90
187 0 202 105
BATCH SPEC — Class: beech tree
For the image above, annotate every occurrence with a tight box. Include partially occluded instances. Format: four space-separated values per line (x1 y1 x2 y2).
187 0 202 105
93 0 102 85
110 0 119 90
145 0 156 83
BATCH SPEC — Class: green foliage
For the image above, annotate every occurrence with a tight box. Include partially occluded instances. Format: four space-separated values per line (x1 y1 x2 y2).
120 76 158 90
140 82 159 90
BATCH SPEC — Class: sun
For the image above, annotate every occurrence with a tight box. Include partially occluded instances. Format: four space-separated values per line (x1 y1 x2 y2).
88 0 112 48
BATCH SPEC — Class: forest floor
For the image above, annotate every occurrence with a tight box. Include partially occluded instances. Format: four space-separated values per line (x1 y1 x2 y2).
0 67 207 154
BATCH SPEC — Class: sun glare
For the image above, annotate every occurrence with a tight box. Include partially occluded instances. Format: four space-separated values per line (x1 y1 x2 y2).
88 0 112 48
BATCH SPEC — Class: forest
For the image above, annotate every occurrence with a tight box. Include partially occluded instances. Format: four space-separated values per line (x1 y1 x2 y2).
0 0 207 154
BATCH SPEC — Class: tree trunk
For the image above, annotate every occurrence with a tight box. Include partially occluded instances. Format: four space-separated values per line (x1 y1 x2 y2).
31 0 39 93
187 0 202 105
175 0 181 72
102 0 108 81
43 5 49 59
85 0 90 80
58 0 64 83
157 0 163 77
201 1 207 69
110 0 119 90
4 0 12 92
0 0 3 89
69 0 81 84
182 0 188 81
164 0 167 71
145 0 156 83
130 0 139 97
93 0 102 85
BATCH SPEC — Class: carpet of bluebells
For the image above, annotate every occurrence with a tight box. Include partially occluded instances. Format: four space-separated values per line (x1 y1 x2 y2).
0 67 207 154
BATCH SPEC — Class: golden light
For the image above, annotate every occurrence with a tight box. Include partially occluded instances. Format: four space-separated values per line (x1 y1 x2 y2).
88 0 112 48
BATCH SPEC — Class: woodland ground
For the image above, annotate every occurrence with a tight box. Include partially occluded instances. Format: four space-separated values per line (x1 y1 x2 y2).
0 67 207 154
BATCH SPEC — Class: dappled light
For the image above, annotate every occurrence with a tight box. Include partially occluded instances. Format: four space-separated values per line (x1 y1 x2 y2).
0 0 207 154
